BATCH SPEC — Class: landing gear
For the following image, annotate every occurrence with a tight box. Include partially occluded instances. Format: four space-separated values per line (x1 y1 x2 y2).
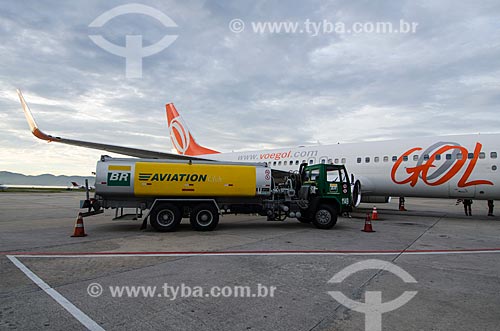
399 197 407 211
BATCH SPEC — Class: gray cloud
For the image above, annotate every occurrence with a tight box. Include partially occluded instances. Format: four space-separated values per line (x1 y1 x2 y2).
1 0 500 175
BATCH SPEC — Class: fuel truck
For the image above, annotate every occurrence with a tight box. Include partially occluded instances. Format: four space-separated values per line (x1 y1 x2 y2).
80 156 360 232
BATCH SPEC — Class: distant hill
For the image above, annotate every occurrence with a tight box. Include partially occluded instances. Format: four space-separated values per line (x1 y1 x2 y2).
0 171 95 186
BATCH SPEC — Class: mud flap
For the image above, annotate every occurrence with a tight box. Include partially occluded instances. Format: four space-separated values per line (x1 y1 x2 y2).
140 217 148 230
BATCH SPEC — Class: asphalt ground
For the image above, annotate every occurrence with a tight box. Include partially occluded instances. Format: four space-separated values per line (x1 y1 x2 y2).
1 192 499 330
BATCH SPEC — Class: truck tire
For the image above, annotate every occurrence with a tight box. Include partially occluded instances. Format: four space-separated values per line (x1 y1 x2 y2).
150 203 181 232
190 204 219 231
312 204 337 229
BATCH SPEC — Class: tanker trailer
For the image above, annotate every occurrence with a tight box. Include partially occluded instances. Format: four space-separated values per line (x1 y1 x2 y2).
81 156 353 232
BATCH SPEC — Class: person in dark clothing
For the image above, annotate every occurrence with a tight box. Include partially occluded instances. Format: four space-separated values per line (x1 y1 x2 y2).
463 199 473 216
488 200 494 216
399 197 407 211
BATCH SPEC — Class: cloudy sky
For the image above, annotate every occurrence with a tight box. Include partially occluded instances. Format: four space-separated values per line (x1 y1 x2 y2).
1 0 500 175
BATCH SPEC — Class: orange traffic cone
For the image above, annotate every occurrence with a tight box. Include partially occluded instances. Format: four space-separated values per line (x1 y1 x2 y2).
362 214 375 232
71 213 87 237
371 206 378 220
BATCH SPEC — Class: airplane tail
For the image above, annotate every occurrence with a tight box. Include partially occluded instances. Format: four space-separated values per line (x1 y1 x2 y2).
71 182 79 187
166 103 220 156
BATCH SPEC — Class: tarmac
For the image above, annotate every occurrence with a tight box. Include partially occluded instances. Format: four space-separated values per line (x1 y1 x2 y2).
1 192 499 330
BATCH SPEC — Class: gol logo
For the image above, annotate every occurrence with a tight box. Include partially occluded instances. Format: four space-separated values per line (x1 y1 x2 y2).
169 116 191 155
391 141 493 188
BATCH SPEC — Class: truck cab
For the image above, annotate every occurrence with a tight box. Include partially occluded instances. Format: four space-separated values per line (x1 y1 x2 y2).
297 163 353 228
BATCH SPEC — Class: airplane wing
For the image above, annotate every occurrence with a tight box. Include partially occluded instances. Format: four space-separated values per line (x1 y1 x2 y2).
17 89 210 161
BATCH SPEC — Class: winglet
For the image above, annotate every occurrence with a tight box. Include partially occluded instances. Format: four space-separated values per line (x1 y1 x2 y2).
166 103 220 155
17 89 54 142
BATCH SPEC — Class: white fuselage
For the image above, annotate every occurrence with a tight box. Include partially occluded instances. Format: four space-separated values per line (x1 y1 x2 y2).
201 134 500 200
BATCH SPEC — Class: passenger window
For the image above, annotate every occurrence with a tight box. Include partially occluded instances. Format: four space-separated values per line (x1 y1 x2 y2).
446 154 452 160
357 157 361 164
457 153 462 160
302 160 306 164
435 154 441 160
424 154 429 161
328 158 333 164
309 159 314 164
374 157 380 163
403 156 408 162
278 161 282 165
341 158 346 164
392 156 397 162
479 152 485 159
413 155 419 161
383 156 389 162
334 158 339 164
295 160 300 165
273 161 277 166
491 152 497 159
365 157 370 163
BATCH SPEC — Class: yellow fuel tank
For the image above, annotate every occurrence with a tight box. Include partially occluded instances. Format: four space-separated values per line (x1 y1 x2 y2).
134 162 259 197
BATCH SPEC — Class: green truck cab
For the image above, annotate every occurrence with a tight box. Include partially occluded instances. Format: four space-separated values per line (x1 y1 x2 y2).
297 163 354 229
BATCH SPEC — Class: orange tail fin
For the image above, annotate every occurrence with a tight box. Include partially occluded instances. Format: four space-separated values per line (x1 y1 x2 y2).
166 103 220 156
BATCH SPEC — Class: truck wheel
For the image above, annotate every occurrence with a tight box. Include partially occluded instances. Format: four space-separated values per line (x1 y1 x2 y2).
150 203 181 232
190 204 219 231
312 205 337 229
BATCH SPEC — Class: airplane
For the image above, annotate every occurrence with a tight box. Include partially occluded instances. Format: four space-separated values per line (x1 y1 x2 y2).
69 181 83 189
68 182 96 190
18 89 500 206
166 103 499 202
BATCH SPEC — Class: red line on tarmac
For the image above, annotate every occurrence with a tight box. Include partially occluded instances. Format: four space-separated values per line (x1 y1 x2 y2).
3 248 500 256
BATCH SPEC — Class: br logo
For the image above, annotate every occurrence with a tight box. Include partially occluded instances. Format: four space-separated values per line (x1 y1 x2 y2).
89 3 178 78
107 172 131 186
327 259 418 331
